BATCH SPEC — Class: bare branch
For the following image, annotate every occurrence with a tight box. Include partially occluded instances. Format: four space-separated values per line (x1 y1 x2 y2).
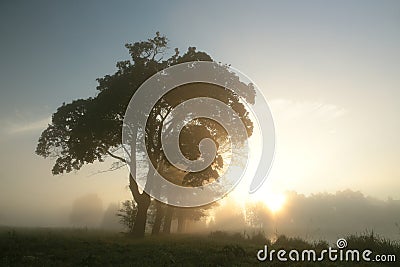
87 162 127 177
106 150 127 163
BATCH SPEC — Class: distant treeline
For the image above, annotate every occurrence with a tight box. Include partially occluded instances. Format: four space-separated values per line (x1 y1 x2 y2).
62 190 400 243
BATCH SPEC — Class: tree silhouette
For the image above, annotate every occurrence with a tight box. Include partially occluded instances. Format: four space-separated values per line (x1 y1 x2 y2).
116 200 138 233
36 32 255 237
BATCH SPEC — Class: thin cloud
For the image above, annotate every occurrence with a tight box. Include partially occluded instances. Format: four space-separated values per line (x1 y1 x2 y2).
269 99 346 121
4 116 51 135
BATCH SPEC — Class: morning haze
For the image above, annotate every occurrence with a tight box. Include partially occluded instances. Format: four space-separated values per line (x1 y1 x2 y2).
0 1 399 260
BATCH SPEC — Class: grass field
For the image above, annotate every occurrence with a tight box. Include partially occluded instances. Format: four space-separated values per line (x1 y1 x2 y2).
0 227 398 266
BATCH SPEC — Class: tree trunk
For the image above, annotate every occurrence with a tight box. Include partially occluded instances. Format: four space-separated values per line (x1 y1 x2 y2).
151 201 164 235
177 215 186 233
131 194 150 238
129 173 151 238
162 205 174 234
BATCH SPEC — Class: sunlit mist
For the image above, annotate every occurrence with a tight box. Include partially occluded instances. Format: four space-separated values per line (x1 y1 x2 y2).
263 193 286 213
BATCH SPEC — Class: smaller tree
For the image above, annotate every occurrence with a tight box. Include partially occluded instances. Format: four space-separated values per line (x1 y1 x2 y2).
116 200 138 233
117 200 158 233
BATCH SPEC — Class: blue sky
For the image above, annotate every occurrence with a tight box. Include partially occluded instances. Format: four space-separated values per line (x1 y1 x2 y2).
1 1 399 112
0 1 399 226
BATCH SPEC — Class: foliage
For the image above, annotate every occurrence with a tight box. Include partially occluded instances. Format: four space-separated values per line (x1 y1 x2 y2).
116 200 138 232
35 32 257 237
36 32 253 180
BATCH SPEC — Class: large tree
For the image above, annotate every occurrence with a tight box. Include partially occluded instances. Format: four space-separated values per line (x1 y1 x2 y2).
36 32 255 237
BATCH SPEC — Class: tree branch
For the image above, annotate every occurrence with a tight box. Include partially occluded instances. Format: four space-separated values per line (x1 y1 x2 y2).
106 150 127 163
87 162 127 177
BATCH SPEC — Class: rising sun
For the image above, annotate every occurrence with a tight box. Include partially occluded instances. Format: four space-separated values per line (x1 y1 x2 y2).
264 193 286 213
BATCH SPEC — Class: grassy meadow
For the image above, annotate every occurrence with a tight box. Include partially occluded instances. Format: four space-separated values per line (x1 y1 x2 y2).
0 227 399 266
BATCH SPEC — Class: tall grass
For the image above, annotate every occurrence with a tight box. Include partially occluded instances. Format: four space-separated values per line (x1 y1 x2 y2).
0 227 399 266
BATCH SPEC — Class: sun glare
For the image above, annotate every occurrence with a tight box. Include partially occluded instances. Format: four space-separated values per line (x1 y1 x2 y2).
264 193 286 213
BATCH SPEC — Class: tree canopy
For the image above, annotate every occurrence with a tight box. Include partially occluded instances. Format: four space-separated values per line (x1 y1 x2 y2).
37 32 254 183
36 32 256 236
